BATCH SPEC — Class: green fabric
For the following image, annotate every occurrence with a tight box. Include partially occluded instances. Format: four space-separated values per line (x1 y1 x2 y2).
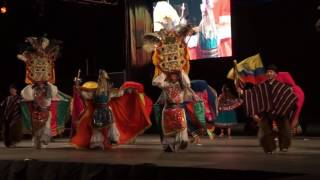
193 101 206 129
57 91 71 100
20 91 71 135
20 101 32 134
153 104 162 126
56 100 70 132
215 110 237 127
93 95 108 104
56 91 71 133
153 104 163 134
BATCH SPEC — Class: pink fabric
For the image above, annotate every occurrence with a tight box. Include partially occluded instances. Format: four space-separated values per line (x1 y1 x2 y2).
188 47 200 60
121 81 144 93
50 101 58 136
214 0 232 57
218 38 232 57
276 72 305 127
276 72 296 86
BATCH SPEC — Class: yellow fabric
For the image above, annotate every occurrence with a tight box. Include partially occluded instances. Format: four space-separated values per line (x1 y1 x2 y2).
138 93 145 105
232 60 240 87
227 53 263 79
152 51 161 79
81 81 98 90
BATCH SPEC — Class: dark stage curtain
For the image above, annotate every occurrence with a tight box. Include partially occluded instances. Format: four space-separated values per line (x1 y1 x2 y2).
125 0 153 68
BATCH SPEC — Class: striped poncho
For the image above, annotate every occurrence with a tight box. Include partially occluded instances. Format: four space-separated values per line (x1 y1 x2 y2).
243 80 297 119
0 95 23 146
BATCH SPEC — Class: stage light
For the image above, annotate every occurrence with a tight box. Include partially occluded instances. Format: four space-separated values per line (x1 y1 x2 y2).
0 6 7 14
0 0 8 14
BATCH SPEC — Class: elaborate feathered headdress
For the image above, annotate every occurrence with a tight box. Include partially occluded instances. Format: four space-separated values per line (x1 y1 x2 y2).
17 35 63 84
143 24 194 78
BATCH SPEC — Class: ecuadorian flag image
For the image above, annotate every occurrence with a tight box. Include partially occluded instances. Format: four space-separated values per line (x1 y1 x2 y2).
227 53 266 84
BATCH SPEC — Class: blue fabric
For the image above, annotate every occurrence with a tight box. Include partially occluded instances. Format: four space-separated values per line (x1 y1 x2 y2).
191 80 208 92
199 33 218 50
238 67 265 77
93 94 108 104
215 110 237 127
206 86 217 115
92 94 112 129
92 108 113 129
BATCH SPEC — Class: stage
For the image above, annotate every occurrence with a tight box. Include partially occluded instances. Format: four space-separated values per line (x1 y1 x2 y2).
0 135 320 180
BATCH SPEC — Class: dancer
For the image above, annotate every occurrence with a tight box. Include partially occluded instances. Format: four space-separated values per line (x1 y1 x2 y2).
238 65 297 154
215 84 242 139
71 70 152 150
153 70 192 152
145 21 205 151
18 36 70 149
71 70 119 150
188 80 218 142
0 84 23 147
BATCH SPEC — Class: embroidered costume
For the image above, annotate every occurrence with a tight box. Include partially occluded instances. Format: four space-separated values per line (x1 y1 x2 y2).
145 23 206 151
71 71 152 150
17 36 70 149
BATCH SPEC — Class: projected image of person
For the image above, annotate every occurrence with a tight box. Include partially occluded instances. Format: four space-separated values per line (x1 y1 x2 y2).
172 2 190 26
153 1 201 59
153 1 180 31
198 0 232 58
213 0 232 57
198 0 219 58
183 0 232 59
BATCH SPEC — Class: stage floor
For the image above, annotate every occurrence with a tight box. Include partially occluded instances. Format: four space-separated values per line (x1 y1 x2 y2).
1 135 320 179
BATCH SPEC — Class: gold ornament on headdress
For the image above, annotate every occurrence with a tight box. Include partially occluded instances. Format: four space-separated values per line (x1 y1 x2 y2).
150 30 190 78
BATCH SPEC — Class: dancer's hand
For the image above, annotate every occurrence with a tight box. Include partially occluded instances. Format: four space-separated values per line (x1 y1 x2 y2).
252 114 261 122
